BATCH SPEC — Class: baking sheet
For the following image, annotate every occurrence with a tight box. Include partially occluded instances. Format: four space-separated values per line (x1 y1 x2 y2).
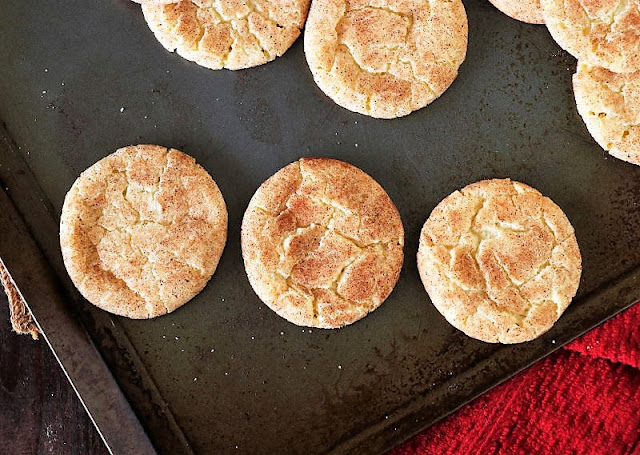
1 0 640 453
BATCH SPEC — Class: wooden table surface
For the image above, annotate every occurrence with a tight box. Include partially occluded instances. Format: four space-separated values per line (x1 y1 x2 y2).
0 291 109 455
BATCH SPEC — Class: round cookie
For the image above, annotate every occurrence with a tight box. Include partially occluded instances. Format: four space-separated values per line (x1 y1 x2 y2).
417 179 581 344
241 158 404 328
488 0 544 24
60 145 228 319
573 62 640 166
542 0 640 73
304 0 468 119
142 0 310 70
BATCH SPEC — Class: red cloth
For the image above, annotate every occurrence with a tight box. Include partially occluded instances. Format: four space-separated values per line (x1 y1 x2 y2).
394 303 640 455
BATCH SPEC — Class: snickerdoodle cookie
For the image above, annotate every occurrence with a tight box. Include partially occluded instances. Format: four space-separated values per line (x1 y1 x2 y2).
417 179 581 344
304 0 468 118
142 0 310 70
60 145 227 319
542 0 640 73
241 158 404 328
573 62 640 166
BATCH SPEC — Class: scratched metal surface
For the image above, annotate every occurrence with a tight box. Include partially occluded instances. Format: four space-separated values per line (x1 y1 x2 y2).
1 0 640 453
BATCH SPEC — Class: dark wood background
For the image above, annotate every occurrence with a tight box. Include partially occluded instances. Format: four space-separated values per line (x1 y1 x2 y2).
0 292 108 455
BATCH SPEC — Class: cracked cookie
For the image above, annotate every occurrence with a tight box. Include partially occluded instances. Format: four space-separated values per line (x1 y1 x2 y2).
304 0 468 118
142 0 310 70
542 0 640 73
488 0 544 24
573 62 640 165
241 158 404 328
60 145 228 319
417 179 581 344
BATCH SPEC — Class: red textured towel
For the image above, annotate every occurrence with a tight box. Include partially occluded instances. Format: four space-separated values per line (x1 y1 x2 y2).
393 303 640 455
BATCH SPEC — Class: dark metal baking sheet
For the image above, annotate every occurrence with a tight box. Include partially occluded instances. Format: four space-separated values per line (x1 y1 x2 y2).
1 0 640 453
